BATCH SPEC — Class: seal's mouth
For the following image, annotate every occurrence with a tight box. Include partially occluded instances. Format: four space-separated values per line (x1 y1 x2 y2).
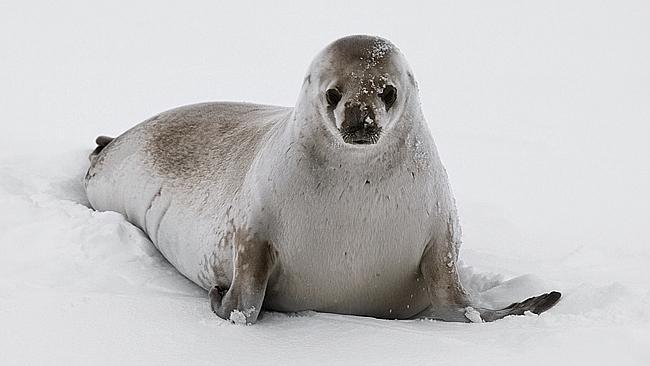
339 126 382 145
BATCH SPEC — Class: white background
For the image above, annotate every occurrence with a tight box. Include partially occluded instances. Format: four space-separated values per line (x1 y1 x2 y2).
1 1 649 365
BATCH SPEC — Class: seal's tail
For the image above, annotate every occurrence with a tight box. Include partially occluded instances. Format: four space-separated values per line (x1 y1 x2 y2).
88 135 114 162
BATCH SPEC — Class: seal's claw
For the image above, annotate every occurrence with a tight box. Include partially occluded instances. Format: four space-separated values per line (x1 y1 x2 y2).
208 285 225 314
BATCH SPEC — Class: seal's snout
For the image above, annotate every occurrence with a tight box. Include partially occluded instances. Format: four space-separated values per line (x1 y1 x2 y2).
339 105 382 145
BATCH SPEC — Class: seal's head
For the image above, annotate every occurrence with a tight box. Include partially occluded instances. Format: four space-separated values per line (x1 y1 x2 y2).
301 35 418 147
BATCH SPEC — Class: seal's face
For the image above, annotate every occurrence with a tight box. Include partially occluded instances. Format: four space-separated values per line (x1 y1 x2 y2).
311 35 413 147
325 84 396 145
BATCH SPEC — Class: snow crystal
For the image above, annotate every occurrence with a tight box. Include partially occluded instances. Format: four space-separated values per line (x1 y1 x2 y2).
362 38 393 70
464 307 483 323
412 138 430 167
229 306 256 325
344 38 395 105
229 310 247 324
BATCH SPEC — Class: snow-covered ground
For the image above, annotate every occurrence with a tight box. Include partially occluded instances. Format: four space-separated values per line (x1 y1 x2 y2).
1 1 649 365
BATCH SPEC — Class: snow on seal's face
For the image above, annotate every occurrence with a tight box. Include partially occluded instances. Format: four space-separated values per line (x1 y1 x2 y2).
303 35 417 147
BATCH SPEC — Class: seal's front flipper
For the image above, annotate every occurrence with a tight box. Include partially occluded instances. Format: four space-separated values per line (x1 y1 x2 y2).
209 229 277 325
478 291 562 322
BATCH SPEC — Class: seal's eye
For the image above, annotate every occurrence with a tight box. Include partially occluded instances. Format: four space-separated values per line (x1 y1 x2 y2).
379 85 397 111
325 88 342 107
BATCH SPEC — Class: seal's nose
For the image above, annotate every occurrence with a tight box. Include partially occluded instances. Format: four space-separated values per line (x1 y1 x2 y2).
342 105 376 131
339 104 382 145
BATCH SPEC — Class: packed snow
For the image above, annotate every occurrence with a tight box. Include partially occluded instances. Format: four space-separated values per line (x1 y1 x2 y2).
1 1 649 365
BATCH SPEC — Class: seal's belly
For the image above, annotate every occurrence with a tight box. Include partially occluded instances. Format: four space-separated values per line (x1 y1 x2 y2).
262 181 435 318
265 221 431 318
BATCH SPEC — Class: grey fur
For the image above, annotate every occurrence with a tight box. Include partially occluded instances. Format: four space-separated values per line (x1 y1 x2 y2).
84 35 560 324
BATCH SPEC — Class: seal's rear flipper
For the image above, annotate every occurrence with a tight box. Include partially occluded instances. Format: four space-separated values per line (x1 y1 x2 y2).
479 291 562 322
89 135 115 162
418 238 562 323
95 135 114 147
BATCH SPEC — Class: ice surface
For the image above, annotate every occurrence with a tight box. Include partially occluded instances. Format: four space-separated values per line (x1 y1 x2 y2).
1 0 650 365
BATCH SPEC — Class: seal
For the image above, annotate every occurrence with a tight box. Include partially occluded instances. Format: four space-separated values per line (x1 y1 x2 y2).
84 35 561 324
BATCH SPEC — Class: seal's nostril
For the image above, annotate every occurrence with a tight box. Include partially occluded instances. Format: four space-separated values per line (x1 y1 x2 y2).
363 109 375 125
